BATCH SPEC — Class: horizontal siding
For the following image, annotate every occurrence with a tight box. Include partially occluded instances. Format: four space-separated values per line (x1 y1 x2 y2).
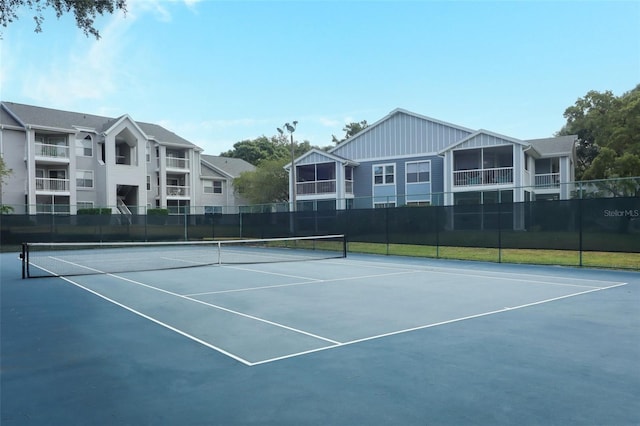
333 112 472 161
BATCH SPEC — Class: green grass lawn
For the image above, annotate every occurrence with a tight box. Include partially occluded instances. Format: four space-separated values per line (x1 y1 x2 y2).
347 242 640 270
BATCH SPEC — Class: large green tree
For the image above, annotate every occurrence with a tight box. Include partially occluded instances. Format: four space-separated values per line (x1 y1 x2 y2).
1 0 126 39
221 136 290 165
558 85 640 180
224 135 314 204
233 158 289 204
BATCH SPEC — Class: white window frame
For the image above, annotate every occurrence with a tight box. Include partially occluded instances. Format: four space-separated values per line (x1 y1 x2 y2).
75 135 93 157
374 201 396 208
77 201 94 210
204 180 223 194
405 160 431 184
76 170 94 189
373 163 395 185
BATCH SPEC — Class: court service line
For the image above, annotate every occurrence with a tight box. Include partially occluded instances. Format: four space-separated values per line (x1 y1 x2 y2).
108 274 342 345
32 267 254 366
250 281 629 366
184 269 422 297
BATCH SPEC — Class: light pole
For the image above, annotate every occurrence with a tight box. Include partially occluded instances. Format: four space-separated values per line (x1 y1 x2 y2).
277 121 298 212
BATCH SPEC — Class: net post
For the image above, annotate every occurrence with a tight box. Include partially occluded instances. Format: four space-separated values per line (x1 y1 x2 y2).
342 234 347 258
20 243 28 279
217 241 222 265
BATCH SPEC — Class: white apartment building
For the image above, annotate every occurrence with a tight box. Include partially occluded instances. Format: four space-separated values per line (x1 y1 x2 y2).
0 102 254 215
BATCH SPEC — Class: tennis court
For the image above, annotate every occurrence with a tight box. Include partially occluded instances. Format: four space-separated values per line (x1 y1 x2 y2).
2 239 639 425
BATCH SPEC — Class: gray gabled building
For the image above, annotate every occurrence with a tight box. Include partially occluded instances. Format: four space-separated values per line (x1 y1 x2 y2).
0 102 254 215
286 108 576 210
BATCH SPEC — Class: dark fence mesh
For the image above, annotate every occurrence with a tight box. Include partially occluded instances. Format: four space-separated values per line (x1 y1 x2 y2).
3 198 639 260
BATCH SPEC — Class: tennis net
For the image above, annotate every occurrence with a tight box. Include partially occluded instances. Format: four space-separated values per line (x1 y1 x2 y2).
21 234 347 278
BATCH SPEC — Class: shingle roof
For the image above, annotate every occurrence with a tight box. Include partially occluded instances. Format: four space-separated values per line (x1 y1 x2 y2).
527 135 576 157
1 101 199 149
201 155 255 178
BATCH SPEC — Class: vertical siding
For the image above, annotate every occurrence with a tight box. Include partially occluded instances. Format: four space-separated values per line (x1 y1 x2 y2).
333 111 472 161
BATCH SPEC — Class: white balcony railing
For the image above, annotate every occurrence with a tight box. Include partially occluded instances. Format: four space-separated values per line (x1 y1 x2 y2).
297 180 337 195
35 177 70 192
166 157 189 169
167 185 190 197
453 167 513 186
535 173 560 188
345 180 353 194
35 143 69 159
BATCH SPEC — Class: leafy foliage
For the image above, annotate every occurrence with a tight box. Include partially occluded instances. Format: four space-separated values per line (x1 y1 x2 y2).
0 156 13 213
233 158 290 204
332 120 368 144
1 0 127 39
221 136 290 165
559 85 640 179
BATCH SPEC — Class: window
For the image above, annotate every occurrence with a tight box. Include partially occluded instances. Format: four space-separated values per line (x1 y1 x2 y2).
76 170 94 188
374 201 396 208
76 135 93 157
406 161 430 183
205 206 222 214
204 180 222 194
77 201 94 210
147 175 151 191
373 164 395 185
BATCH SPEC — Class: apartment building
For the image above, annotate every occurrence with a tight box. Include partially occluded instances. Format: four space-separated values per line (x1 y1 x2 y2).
286 108 577 210
0 102 253 215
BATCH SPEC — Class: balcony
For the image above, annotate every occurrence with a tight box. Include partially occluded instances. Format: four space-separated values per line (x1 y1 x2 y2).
535 173 560 188
35 177 70 192
453 167 513 187
167 185 190 197
297 180 336 195
166 157 189 170
35 142 69 160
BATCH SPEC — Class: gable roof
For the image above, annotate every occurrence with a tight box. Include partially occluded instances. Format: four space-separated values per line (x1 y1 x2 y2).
527 135 576 157
284 148 359 169
438 129 528 154
201 155 255 179
1 101 200 149
329 108 475 155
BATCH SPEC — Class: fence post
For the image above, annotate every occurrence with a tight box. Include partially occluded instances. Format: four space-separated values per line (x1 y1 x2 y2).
578 197 583 267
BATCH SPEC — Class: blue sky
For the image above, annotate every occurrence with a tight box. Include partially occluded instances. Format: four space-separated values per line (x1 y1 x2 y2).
1 0 638 155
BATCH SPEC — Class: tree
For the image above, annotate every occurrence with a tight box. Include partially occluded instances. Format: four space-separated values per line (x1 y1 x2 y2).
558 85 640 180
221 136 290 165
233 158 289 204
332 120 368 144
0 156 13 213
225 133 316 204
1 0 127 39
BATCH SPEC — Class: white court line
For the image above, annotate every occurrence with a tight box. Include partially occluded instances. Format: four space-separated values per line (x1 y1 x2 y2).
326 258 620 288
184 269 420 296
250 281 629 366
28 264 254 366
109 274 342 345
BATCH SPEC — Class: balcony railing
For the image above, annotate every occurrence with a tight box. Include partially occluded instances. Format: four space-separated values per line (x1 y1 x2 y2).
297 180 336 195
166 157 189 169
35 177 70 192
535 173 560 188
167 185 190 197
345 180 353 194
35 143 69 159
453 167 513 186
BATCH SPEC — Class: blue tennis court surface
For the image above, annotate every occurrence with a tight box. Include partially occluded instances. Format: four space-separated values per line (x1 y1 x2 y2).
2 251 639 425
